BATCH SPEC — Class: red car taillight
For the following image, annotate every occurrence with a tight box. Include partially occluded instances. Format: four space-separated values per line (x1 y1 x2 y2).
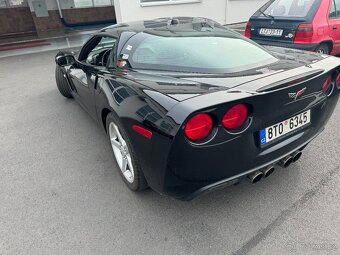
322 76 332 94
245 21 251 38
294 23 313 43
336 73 340 89
185 113 213 142
222 104 248 130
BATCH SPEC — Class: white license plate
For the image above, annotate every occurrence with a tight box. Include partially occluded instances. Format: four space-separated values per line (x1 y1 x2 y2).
259 28 283 37
260 110 311 145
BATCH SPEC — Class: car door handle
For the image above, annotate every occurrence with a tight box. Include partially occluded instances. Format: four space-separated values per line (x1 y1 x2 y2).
333 26 337 30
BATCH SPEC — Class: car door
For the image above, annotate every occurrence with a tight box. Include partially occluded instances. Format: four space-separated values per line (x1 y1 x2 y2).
328 0 340 54
68 36 117 120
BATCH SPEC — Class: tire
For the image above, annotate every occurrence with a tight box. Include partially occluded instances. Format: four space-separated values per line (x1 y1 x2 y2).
106 112 148 191
55 65 73 98
316 43 330 55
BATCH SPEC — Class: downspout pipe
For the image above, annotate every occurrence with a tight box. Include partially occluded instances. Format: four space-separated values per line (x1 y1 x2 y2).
224 0 228 25
56 0 63 19
55 0 116 27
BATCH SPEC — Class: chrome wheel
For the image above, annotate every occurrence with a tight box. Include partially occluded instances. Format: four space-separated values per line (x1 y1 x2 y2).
109 122 134 183
316 44 329 55
317 49 325 54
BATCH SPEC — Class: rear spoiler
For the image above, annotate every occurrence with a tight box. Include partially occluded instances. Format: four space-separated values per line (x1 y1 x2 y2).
257 69 323 92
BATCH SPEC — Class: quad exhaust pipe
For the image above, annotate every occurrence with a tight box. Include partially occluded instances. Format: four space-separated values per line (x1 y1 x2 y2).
247 170 263 184
278 150 302 168
292 150 302 162
278 156 293 168
247 150 302 184
260 166 275 178
248 165 275 183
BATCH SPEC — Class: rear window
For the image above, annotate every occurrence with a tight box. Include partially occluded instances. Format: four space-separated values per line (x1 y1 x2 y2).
125 33 277 74
261 0 317 17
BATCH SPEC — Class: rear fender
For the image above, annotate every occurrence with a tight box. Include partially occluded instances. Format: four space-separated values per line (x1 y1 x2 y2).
95 74 180 193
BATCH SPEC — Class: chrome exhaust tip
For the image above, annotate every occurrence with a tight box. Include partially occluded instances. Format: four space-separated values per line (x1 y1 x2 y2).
292 150 302 162
247 171 264 184
261 166 275 178
278 156 293 168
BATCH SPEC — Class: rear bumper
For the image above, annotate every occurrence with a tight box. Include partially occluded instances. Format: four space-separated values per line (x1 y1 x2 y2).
252 39 318 52
163 125 323 201
181 129 322 200
155 85 339 200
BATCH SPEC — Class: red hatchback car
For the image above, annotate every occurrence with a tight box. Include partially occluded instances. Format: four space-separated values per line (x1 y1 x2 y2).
245 0 340 55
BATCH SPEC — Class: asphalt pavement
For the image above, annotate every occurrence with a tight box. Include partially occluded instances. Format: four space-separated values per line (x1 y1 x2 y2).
0 50 339 255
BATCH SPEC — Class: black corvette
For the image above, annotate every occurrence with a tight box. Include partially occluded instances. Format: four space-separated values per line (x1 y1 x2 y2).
55 17 340 200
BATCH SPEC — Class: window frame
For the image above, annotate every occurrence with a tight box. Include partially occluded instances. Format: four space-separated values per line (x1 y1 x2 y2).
78 35 118 68
0 0 27 8
329 0 337 19
73 0 114 8
334 0 340 18
257 0 322 19
140 0 201 7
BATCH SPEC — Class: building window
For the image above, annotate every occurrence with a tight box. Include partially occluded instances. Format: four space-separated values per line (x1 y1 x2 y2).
74 0 114 8
94 0 112 6
0 0 27 7
141 0 169 2
140 0 201 7
9 0 24 5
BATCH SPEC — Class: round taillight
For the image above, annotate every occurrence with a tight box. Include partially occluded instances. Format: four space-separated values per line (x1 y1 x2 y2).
185 113 213 142
222 104 248 130
322 76 332 94
336 73 340 89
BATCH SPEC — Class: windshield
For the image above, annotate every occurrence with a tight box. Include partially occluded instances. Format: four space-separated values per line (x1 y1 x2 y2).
124 32 277 74
260 0 318 18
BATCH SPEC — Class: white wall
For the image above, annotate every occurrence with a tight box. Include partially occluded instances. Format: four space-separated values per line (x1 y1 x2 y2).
226 0 267 23
114 0 268 25
114 0 226 24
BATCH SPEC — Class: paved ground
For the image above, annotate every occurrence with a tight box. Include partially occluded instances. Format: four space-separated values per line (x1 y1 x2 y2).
0 32 93 59
0 50 339 255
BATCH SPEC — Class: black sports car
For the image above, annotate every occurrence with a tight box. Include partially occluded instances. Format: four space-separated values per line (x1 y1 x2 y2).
55 17 340 200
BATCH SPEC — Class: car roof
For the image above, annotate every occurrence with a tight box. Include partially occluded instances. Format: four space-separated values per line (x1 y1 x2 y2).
98 17 227 37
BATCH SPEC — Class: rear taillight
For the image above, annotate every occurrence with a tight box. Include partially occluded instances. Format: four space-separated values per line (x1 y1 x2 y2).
185 113 213 142
322 76 332 95
294 24 313 43
336 73 340 89
222 104 248 130
245 21 251 38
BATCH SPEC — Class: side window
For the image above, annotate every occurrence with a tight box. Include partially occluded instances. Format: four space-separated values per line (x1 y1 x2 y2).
80 36 116 67
336 0 340 17
330 0 336 18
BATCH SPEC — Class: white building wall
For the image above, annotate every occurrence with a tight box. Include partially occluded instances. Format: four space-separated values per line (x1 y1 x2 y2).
114 0 268 25
226 0 267 23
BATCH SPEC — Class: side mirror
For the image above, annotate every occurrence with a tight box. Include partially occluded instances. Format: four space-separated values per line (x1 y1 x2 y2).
55 52 76 67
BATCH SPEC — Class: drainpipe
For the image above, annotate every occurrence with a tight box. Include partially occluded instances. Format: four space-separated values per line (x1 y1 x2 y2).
224 0 228 25
55 0 116 27
56 0 63 19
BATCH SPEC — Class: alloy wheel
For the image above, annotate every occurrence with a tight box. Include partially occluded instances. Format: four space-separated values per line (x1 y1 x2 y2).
318 49 325 54
109 122 134 183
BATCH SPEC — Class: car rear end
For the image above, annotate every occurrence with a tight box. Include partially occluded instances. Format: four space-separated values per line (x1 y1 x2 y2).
245 0 324 52
120 20 339 199
163 56 340 200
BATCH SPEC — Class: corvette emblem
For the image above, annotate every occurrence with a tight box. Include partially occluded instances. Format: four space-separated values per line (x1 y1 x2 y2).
288 87 306 101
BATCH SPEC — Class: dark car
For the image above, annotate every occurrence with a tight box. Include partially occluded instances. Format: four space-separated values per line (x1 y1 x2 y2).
55 17 340 200
245 0 340 55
